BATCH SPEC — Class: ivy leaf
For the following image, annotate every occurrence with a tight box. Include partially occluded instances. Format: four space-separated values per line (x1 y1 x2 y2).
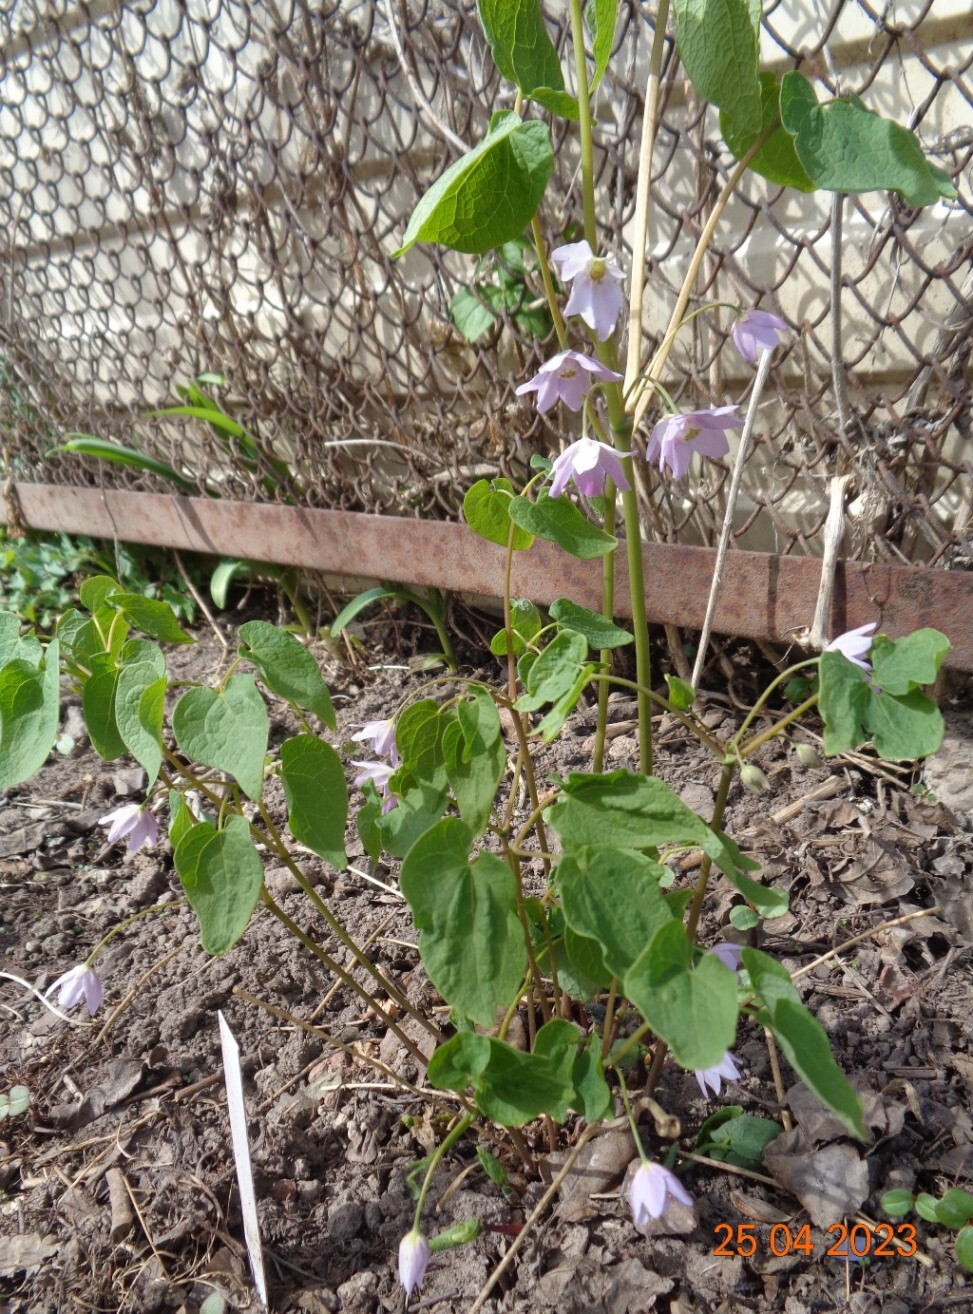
238 620 336 727
870 628 950 696
819 650 945 760
779 71 957 206
399 817 526 1026
394 112 554 257
115 662 166 785
509 493 616 559
464 477 534 550
428 1021 581 1125
450 288 498 343
673 0 762 138
743 948 865 1138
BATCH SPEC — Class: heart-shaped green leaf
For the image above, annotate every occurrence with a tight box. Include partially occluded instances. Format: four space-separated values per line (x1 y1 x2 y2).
172 675 269 800
238 621 335 727
279 735 348 869
174 815 264 955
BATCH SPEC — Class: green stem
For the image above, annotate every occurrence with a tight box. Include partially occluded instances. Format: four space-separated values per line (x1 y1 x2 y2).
256 800 442 1043
530 216 568 347
740 693 819 759
262 889 430 1069
729 657 820 749
401 589 457 671
87 898 184 965
685 761 734 943
593 483 617 773
413 1114 474 1230
588 671 724 758
567 0 598 246
606 1019 652 1069
616 1068 648 1162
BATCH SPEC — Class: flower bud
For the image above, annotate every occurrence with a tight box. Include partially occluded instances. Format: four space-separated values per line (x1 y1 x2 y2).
398 1229 430 1299
740 764 771 795
429 1219 481 1251
794 742 823 769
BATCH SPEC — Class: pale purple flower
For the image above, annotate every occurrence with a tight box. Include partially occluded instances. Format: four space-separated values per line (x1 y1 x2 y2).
825 622 877 673
710 942 743 973
47 963 103 1014
629 1161 694 1225
352 719 399 764
695 1050 742 1099
551 239 626 341
99 803 158 853
516 350 622 414
352 760 398 814
549 437 631 499
731 308 788 363
645 407 743 479
398 1229 430 1299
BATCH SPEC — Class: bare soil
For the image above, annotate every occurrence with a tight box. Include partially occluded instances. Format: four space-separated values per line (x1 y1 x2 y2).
1 624 971 1314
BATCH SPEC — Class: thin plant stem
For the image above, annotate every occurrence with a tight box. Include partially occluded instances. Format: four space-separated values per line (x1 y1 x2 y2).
685 761 734 944
632 125 777 430
530 215 568 347
593 481 617 773
728 658 820 749
690 346 775 688
601 978 618 1057
261 889 430 1069
505 849 550 1031
624 0 671 394
504 702 553 876
739 693 819 758
606 1019 652 1069
87 899 184 964
502 521 518 702
588 671 725 757
568 0 598 246
256 800 442 1042
413 1114 474 1229
616 1067 648 1161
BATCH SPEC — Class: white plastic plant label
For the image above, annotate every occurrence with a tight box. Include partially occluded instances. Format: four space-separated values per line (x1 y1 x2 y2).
218 1010 269 1307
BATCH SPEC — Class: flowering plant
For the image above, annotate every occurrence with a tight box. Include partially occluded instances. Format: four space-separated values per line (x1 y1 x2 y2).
0 0 958 1302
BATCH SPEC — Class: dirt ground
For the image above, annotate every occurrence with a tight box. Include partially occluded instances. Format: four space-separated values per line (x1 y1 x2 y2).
1 619 971 1314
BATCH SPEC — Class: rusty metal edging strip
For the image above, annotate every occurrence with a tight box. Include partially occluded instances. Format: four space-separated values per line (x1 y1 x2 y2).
4 484 972 671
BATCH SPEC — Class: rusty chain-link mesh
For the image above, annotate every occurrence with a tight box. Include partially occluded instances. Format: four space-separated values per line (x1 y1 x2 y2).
1 0 970 566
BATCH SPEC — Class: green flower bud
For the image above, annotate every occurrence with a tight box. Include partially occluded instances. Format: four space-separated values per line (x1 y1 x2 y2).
429 1219 482 1251
740 764 771 795
794 742 823 769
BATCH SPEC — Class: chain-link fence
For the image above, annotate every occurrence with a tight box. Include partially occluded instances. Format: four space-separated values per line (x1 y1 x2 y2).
1 0 970 567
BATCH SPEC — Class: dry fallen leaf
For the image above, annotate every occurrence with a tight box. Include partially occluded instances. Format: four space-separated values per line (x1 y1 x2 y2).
763 1129 868 1227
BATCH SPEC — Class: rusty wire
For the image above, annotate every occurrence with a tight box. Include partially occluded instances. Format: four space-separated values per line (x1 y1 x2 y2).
0 0 970 565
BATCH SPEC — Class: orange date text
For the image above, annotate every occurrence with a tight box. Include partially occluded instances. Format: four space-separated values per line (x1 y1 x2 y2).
712 1222 918 1259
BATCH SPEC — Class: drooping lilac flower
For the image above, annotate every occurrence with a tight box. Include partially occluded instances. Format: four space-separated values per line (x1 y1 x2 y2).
398 1229 430 1299
516 350 622 414
645 407 743 480
549 437 631 500
47 963 103 1015
710 942 743 974
551 239 626 341
351 719 399 765
731 308 789 363
695 1050 742 1099
629 1161 694 1225
352 760 398 814
825 622 877 673
99 803 158 853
